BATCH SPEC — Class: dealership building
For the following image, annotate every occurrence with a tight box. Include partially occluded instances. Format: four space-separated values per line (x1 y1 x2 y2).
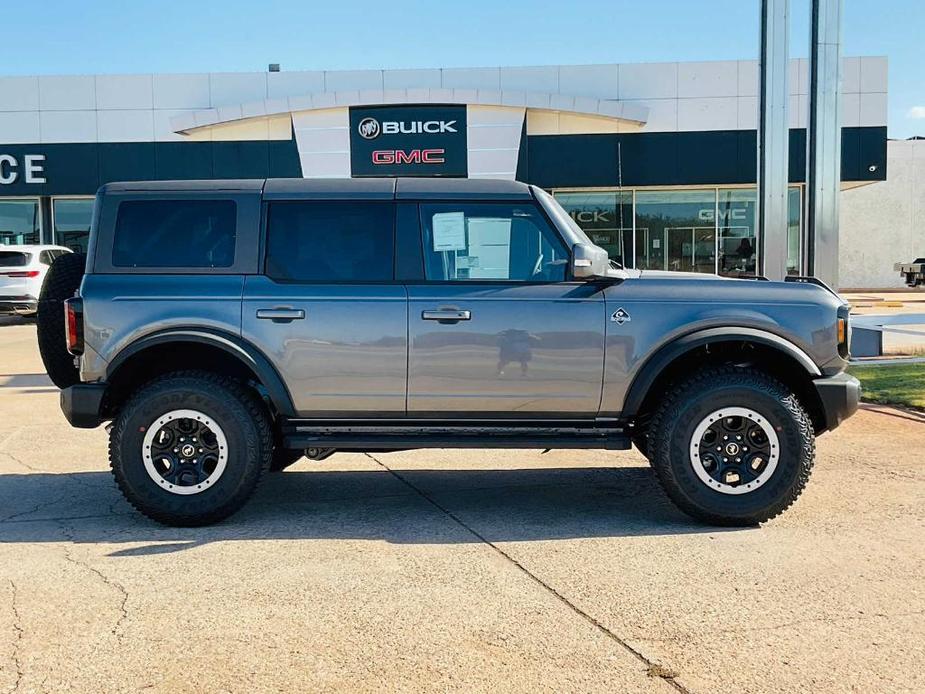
0 57 915 288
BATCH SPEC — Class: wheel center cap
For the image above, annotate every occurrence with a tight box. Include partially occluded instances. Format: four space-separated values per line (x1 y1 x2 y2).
180 444 196 458
725 442 740 456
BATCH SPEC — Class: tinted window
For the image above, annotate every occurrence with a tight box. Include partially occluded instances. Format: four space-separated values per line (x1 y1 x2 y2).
421 203 568 282
112 200 236 268
54 198 94 254
0 251 30 267
0 200 40 246
265 202 394 282
39 251 53 265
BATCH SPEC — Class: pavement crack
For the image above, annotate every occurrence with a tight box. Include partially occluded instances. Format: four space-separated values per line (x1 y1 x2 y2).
0 426 25 451
57 523 130 644
8 580 24 693
363 453 690 694
0 450 41 473
0 494 69 523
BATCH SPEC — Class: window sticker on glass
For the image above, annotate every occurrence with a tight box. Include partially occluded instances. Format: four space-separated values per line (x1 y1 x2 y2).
432 212 466 251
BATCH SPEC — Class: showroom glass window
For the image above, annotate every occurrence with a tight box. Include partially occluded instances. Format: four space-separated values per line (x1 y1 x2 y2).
716 189 757 277
554 192 633 267
112 200 237 268
265 201 394 282
634 190 716 273
420 203 568 282
787 187 801 275
53 198 94 253
0 199 41 246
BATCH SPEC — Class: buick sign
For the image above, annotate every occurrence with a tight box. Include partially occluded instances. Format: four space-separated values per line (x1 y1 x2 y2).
350 105 467 178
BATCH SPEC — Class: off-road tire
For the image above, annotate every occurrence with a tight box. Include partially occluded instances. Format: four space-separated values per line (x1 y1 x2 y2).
648 366 815 526
110 371 271 526
36 252 85 388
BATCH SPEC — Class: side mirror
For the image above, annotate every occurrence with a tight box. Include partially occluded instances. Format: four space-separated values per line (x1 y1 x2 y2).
571 243 611 279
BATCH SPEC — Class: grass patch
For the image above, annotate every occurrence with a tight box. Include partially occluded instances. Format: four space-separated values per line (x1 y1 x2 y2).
848 363 925 410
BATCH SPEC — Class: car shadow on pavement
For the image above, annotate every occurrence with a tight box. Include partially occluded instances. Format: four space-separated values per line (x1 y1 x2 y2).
0 466 732 553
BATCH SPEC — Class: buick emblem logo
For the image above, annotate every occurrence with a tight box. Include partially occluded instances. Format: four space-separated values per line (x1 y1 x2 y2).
358 117 381 140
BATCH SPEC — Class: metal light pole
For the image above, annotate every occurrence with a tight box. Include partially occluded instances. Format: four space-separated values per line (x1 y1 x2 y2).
757 0 790 281
805 0 844 287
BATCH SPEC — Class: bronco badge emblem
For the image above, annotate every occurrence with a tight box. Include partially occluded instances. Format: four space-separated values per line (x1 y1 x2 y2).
611 308 631 324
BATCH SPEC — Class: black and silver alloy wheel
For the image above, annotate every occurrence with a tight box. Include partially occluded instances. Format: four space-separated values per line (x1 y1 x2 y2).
142 409 228 494
690 407 779 495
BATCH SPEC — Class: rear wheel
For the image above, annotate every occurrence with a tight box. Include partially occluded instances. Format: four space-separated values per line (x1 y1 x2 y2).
110 371 271 526
36 253 85 388
648 366 815 526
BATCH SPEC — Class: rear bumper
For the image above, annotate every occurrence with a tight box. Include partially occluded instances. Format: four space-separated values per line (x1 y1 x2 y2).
0 297 37 315
60 383 106 428
814 372 861 432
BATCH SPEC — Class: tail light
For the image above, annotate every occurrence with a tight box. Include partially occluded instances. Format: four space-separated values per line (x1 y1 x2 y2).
1 270 40 278
65 297 84 356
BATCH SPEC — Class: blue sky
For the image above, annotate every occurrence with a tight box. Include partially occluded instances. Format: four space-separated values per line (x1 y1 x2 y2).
4 0 923 137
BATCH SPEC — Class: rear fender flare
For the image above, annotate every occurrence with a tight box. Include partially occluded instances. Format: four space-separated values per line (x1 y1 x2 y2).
105 328 296 417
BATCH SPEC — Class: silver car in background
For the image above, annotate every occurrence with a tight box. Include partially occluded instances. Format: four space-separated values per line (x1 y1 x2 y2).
0 245 72 316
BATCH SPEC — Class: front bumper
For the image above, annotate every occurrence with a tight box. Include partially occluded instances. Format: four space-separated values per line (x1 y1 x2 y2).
0 297 37 315
814 372 861 431
60 383 106 428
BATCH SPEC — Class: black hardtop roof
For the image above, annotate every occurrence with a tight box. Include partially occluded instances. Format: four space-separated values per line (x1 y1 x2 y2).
99 178 535 201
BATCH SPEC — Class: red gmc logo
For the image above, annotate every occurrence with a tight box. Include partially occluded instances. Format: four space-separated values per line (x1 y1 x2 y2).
372 149 446 165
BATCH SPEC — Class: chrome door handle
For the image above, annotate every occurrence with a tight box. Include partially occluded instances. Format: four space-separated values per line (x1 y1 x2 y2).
256 308 305 322
422 309 471 323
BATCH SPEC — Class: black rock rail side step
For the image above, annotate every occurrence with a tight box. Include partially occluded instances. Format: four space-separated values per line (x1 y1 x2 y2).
281 420 631 451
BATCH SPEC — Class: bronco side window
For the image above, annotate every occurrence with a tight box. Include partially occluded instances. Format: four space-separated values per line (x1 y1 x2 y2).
112 199 237 268
420 203 568 282
265 201 395 282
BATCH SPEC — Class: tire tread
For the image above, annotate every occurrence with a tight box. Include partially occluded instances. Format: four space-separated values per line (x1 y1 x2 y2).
648 365 816 526
109 370 272 526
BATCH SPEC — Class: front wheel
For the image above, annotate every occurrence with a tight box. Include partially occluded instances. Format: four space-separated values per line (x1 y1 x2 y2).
110 371 272 526
649 366 815 526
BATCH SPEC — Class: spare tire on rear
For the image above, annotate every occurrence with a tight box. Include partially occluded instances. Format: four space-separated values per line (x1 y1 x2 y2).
37 252 86 389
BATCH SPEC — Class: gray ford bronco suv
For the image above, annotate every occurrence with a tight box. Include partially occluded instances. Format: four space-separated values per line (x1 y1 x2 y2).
38 178 859 527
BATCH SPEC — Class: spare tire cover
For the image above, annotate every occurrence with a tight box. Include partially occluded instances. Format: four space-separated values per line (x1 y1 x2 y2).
36 252 86 389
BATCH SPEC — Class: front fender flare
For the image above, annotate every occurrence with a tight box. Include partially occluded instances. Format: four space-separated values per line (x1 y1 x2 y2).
621 327 821 418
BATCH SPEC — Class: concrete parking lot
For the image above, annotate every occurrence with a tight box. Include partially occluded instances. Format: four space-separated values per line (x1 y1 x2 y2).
1 319 923 693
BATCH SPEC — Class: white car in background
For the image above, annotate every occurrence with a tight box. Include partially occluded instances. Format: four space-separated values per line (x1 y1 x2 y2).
0 245 73 316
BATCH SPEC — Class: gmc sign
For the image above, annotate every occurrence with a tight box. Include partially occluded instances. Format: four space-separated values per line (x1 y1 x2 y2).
350 105 467 178
372 149 446 165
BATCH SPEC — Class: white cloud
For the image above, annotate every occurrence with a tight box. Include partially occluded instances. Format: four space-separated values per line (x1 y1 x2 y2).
907 106 925 119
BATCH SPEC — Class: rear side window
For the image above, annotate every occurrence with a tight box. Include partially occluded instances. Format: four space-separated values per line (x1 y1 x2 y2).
112 200 236 268
265 201 394 282
0 251 30 267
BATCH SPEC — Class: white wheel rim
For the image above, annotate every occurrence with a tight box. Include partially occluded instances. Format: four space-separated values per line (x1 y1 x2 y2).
689 407 780 496
142 409 228 496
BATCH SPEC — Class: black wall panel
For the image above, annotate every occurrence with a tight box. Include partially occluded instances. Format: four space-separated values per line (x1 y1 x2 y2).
524 127 887 188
